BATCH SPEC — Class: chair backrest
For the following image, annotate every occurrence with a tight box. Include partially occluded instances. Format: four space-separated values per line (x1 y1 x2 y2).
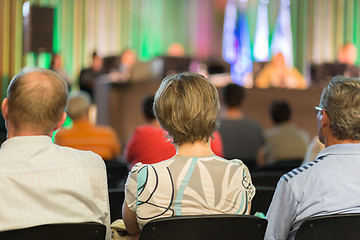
139 214 267 240
251 171 284 188
295 213 360 240
109 188 125 222
0 222 106 240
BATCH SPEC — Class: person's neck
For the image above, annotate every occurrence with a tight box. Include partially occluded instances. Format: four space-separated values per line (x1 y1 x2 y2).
324 135 359 148
7 130 52 139
176 140 214 157
149 119 161 128
225 107 244 119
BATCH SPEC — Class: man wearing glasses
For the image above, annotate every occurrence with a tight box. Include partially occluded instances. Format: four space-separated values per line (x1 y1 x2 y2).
265 75 360 240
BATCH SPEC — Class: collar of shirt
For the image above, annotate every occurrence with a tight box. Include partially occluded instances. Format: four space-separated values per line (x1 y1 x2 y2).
317 143 360 159
1 135 53 150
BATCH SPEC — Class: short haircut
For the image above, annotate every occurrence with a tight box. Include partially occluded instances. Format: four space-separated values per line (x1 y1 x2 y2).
66 91 91 120
7 67 68 133
222 83 246 108
154 72 220 145
142 95 155 121
270 100 291 124
320 75 360 140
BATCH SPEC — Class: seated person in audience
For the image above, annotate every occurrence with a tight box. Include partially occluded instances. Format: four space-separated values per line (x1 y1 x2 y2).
49 53 72 89
265 75 360 240
122 72 255 237
55 91 121 161
265 100 309 163
125 95 224 168
218 83 266 169
255 52 307 89
79 51 104 100
301 136 325 165
0 68 110 239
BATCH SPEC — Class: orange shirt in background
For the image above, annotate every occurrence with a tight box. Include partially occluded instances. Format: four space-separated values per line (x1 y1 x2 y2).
55 120 121 161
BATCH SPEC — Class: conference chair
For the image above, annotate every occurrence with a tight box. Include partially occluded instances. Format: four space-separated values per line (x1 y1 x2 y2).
109 187 125 222
250 171 284 188
0 222 106 240
295 213 360 240
250 186 276 215
139 214 267 240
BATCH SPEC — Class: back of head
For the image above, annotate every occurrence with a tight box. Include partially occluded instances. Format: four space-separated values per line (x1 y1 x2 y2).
66 91 91 120
222 83 245 108
7 67 68 134
320 75 360 140
142 95 156 121
270 100 291 124
154 72 220 145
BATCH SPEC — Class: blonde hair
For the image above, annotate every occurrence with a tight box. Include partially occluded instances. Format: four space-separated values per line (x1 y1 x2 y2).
154 72 220 145
7 68 68 133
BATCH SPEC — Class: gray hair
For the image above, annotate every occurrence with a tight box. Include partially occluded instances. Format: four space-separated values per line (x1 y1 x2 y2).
66 91 91 120
320 75 360 140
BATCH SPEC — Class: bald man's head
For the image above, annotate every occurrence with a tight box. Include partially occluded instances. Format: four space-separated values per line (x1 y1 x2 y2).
6 68 68 134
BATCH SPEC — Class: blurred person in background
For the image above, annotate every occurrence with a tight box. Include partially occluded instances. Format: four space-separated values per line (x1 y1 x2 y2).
218 83 266 170
265 100 309 164
56 90 121 161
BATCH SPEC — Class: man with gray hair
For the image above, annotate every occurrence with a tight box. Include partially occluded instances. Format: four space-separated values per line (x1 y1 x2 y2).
0 68 110 239
55 90 121 161
265 75 360 240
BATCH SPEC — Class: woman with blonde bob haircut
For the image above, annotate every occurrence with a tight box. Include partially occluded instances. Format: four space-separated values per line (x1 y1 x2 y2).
122 72 255 238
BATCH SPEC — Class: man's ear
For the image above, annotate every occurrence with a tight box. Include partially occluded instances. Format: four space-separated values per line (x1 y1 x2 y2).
54 112 67 131
2 98 8 121
322 110 330 128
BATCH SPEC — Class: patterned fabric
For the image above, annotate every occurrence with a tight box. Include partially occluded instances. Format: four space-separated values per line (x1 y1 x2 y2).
265 143 360 240
125 155 255 228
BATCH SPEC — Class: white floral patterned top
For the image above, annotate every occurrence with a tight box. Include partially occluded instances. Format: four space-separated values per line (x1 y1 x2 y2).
124 155 255 228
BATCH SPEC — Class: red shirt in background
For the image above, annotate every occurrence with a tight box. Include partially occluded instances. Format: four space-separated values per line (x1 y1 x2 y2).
125 124 223 168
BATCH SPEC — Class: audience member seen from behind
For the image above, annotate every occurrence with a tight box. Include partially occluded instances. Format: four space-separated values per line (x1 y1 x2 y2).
124 95 177 168
265 76 360 240
0 68 110 239
255 52 307 89
122 73 255 238
125 95 224 168
49 53 72 89
301 136 325 165
218 83 266 170
265 100 309 164
79 51 104 100
55 91 121 161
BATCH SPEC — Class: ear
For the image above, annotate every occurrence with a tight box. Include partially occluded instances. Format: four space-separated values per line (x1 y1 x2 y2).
2 98 8 121
321 110 330 128
54 112 67 131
